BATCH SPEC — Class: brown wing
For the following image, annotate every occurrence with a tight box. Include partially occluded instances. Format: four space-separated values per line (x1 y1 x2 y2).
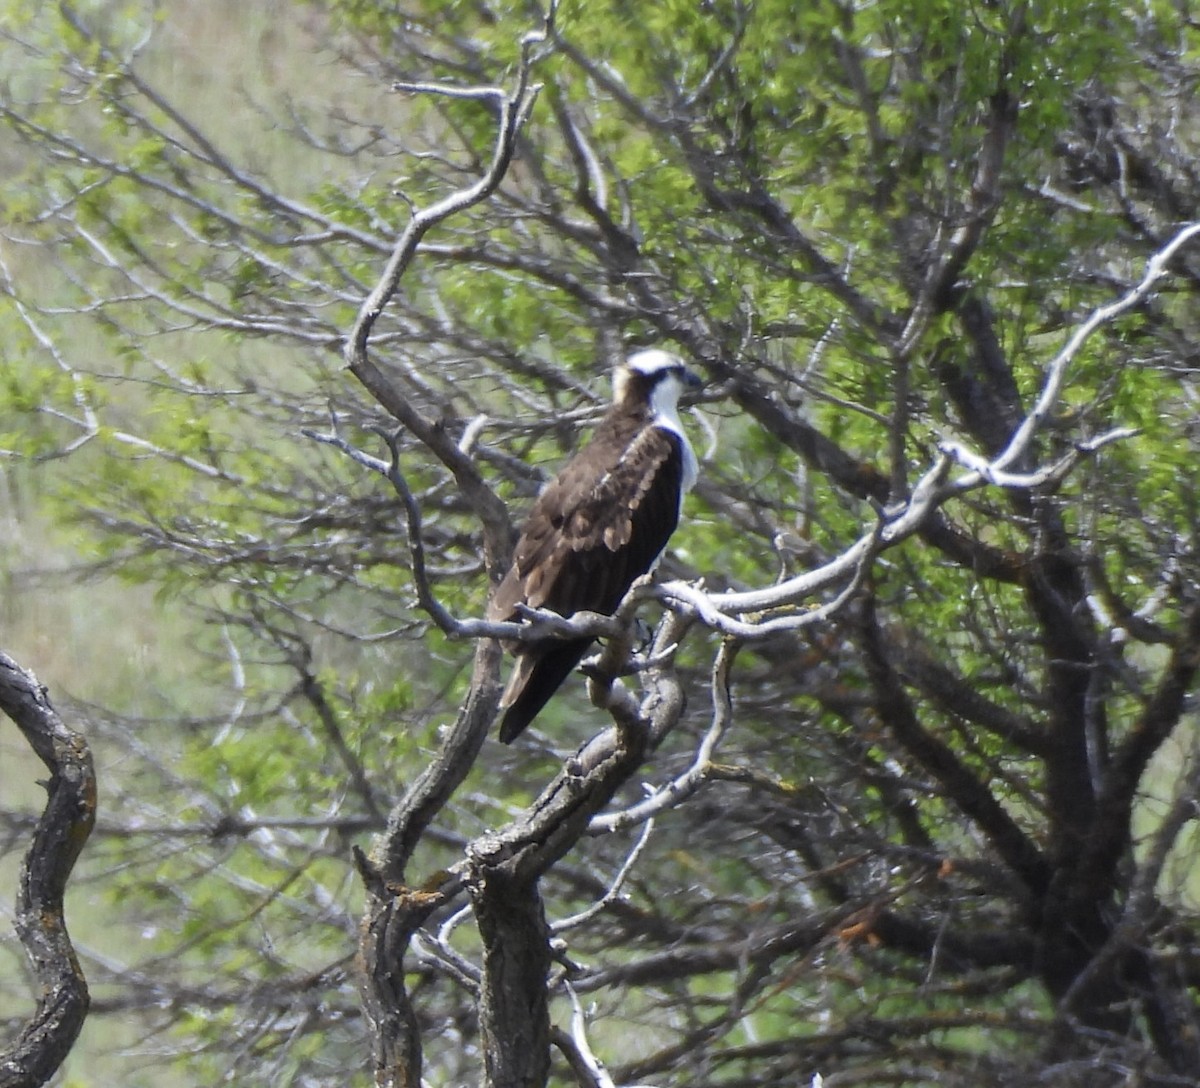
488 421 686 742
488 422 684 624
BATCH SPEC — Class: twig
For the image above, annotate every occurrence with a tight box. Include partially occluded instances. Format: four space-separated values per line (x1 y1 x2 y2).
553 814 656 932
411 903 482 991
374 427 461 635
986 221 1200 476
562 982 617 1088
590 639 739 834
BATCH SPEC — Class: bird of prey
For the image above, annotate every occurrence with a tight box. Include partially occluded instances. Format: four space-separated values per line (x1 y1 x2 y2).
488 349 701 742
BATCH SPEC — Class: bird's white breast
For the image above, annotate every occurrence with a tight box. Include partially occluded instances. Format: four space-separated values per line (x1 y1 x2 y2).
652 407 699 496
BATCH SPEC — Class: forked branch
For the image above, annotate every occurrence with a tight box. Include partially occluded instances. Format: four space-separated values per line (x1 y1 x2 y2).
343 3 557 578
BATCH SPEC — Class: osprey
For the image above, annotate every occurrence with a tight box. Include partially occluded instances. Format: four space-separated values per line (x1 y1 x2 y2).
488 349 702 743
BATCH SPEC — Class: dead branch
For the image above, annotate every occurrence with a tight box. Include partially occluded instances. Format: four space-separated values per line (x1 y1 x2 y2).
342 6 558 579
0 653 96 1088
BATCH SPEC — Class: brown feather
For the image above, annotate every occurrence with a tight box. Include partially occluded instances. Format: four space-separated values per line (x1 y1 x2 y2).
488 402 687 742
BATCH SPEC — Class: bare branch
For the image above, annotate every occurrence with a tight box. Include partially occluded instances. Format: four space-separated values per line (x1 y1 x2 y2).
590 639 739 834
939 426 1139 488
653 225 1200 642
350 20 559 1082
0 653 95 1088
343 6 558 578
984 221 1200 477
553 812 655 932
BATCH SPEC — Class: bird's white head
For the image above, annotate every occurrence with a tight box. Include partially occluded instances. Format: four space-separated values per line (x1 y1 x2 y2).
613 349 702 416
613 350 702 492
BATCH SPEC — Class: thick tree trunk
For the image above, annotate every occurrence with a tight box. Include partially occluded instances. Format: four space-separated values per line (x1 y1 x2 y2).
469 866 552 1088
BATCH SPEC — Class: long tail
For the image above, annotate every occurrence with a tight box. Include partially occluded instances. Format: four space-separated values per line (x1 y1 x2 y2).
497 639 593 743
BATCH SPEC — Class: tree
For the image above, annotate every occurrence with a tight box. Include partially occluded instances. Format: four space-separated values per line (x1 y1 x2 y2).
3 0 1200 1085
